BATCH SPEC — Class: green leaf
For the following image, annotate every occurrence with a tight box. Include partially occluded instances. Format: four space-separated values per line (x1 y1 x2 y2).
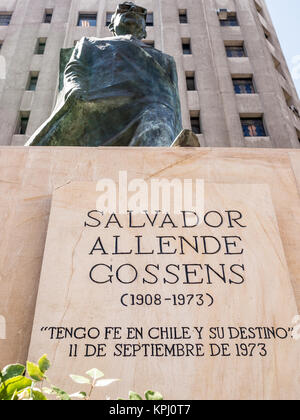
42 387 53 394
16 387 31 400
145 390 163 400
129 391 143 400
38 354 50 373
0 376 32 400
26 361 45 381
86 368 104 380
95 378 119 387
42 386 71 400
69 374 91 385
18 387 47 400
1 364 25 382
32 389 47 400
51 386 71 401
69 391 87 399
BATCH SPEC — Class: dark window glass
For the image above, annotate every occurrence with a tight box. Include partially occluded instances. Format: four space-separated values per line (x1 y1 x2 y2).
146 13 153 26
17 116 29 135
106 12 113 26
44 14 52 23
190 116 201 134
241 118 266 137
182 41 191 55
44 10 53 23
233 78 255 94
179 10 188 24
36 40 46 55
226 45 246 57
289 105 300 118
0 13 12 26
186 76 196 91
0 41 3 50
78 13 97 27
27 76 38 91
220 15 239 26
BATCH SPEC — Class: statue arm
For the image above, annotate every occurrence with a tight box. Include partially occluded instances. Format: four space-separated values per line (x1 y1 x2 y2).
64 37 91 101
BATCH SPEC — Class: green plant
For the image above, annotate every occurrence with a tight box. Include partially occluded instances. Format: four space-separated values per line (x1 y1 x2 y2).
68 368 119 400
0 355 118 400
0 355 163 400
120 390 163 400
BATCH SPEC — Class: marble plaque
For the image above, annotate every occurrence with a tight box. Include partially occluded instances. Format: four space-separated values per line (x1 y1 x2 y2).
28 181 300 400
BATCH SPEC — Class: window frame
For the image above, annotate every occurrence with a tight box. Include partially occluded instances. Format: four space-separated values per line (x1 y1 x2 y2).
77 12 97 27
190 112 201 134
186 72 196 91
179 9 188 24
220 13 239 27
146 12 153 26
16 112 30 135
26 73 39 91
240 117 267 137
35 38 47 55
44 9 53 24
0 13 12 26
105 12 113 27
225 44 247 58
232 77 256 94
182 39 191 55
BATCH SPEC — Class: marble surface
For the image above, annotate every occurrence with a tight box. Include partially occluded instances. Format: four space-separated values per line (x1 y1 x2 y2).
0 146 299 399
26 180 300 399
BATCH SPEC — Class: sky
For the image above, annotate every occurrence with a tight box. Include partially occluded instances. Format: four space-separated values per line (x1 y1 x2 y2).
265 0 300 98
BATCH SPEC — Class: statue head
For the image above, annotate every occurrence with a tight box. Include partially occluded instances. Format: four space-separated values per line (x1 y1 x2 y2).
109 2 147 40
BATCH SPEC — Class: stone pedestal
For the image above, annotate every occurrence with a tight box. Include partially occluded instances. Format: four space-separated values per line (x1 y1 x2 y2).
0 146 300 400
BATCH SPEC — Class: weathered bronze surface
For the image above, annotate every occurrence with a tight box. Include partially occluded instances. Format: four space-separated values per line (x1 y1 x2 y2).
26 2 182 147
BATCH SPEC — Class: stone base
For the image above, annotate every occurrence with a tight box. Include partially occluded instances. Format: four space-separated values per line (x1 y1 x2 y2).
0 146 300 399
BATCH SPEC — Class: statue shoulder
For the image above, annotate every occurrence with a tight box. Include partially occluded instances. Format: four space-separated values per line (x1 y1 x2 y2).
165 53 176 65
77 36 116 46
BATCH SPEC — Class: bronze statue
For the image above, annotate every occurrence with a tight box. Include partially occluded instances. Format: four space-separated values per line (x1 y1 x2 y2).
26 2 183 147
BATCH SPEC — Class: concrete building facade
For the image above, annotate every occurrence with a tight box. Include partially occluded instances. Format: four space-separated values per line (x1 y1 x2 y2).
0 0 299 148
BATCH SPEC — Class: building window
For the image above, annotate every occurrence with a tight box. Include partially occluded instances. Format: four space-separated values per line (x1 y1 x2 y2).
283 89 300 118
241 117 266 137
16 113 30 135
179 10 188 24
146 13 153 26
233 77 255 94
186 73 196 91
0 13 12 26
225 44 246 57
290 105 300 118
44 9 53 23
78 13 97 27
182 39 191 55
220 13 239 27
35 38 47 55
190 113 201 134
106 12 113 26
27 73 39 91
263 26 271 40
0 40 3 51
254 0 263 15
272 55 286 79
